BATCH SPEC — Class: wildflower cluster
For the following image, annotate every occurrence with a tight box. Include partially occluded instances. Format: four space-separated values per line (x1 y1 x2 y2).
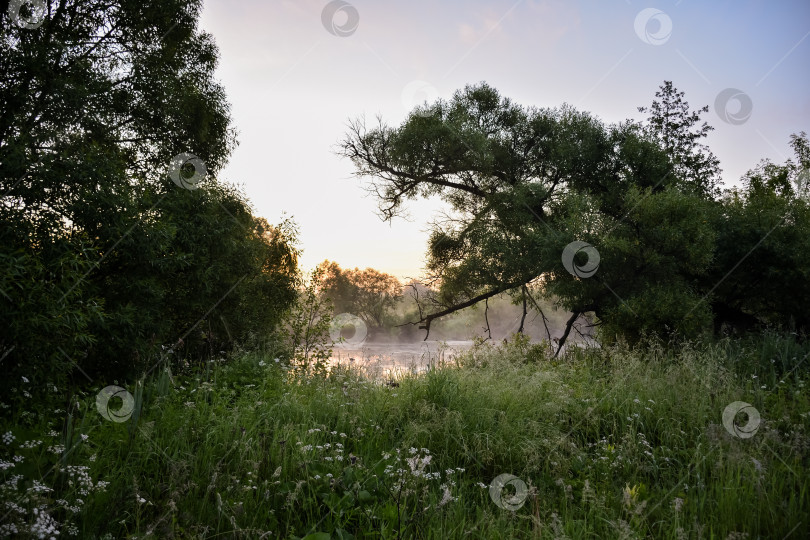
379 447 463 512
0 427 107 538
297 428 352 481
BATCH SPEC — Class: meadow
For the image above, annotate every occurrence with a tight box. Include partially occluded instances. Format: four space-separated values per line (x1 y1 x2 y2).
2 332 808 539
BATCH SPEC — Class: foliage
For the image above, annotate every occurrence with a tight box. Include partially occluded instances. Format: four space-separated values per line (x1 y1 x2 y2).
315 261 357 316
285 268 334 376
0 0 299 393
340 82 720 345
315 260 402 331
637 80 721 198
1 334 808 538
0 225 103 410
706 132 810 334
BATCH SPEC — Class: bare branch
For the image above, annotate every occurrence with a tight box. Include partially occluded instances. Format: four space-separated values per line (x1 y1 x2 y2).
398 282 520 340
524 287 553 343
518 285 528 334
483 298 492 340
554 311 580 358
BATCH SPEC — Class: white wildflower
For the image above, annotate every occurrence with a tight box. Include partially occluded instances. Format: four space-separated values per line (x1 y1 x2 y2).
438 484 454 507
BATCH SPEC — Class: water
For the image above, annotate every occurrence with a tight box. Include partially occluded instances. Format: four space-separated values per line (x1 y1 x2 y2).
328 340 474 379
327 337 599 380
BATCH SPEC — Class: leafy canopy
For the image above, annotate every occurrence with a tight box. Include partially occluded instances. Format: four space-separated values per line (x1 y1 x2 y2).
0 0 299 394
339 82 733 346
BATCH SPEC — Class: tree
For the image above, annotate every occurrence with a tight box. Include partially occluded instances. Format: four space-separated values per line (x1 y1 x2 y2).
350 267 403 328
339 82 717 350
705 132 810 334
316 259 357 314
315 260 402 331
285 267 333 376
0 0 298 394
637 80 721 198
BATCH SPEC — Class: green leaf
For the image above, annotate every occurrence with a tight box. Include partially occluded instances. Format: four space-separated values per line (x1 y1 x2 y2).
301 533 331 540
334 529 355 540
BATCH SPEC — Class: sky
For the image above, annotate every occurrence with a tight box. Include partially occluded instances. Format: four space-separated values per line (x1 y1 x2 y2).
198 0 810 281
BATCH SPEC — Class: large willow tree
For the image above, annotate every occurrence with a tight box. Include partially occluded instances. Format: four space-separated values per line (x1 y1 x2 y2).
339 82 720 349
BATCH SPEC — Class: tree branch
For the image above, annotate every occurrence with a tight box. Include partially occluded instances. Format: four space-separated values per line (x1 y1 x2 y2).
398 282 521 340
518 285 528 334
483 298 492 340
554 311 580 358
524 287 553 343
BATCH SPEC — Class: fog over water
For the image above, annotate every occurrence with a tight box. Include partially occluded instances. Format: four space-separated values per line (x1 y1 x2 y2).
327 333 598 379
324 292 600 379
329 340 472 379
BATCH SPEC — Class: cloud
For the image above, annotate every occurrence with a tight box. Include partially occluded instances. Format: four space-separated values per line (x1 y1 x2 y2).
279 0 325 16
525 0 581 47
457 12 505 45
455 1 579 50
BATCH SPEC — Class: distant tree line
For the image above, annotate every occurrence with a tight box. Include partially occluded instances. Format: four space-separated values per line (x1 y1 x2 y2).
315 260 402 336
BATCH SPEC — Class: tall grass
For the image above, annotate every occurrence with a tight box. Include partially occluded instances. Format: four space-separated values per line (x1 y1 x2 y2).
1 333 808 538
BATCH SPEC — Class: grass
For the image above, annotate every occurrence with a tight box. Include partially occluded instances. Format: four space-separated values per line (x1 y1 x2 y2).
1 332 809 539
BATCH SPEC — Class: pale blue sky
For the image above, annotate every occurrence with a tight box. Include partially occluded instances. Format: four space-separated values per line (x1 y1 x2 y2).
199 0 810 280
